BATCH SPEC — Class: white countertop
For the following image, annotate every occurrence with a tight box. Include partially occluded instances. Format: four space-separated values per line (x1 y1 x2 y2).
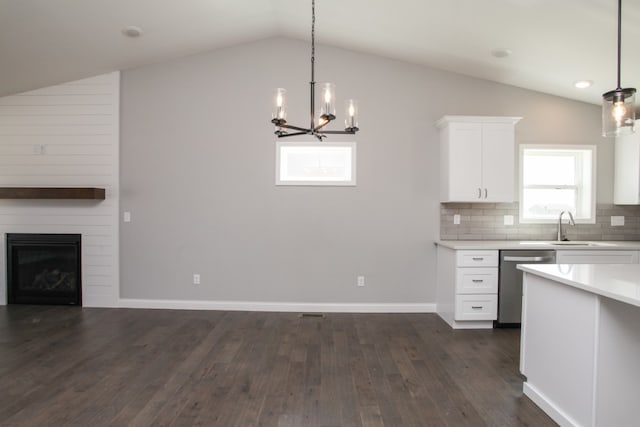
518 263 640 308
436 240 640 250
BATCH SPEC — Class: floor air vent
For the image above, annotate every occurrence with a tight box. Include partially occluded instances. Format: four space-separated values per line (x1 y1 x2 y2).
299 313 325 318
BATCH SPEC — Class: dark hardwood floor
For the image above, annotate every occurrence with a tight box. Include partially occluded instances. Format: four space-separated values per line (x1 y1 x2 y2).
0 306 556 426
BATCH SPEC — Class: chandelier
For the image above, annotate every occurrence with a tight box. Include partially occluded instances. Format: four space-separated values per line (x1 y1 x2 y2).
602 0 635 137
271 0 359 141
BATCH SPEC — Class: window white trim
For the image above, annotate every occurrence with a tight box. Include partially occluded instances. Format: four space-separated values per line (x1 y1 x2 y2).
519 144 596 224
275 141 356 186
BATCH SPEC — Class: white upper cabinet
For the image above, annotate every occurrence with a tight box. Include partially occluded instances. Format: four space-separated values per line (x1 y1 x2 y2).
437 116 521 203
614 121 640 205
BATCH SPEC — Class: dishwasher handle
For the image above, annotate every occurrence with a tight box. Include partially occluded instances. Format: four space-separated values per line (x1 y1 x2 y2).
503 256 554 262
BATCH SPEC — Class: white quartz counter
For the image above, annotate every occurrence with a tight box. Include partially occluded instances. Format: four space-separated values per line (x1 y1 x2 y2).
436 240 640 250
518 263 640 308
519 263 640 426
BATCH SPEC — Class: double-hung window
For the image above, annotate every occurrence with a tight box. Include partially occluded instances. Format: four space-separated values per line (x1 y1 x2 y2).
519 145 596 223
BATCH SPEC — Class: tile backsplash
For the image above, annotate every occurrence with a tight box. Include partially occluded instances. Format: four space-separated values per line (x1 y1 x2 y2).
440 202 640 241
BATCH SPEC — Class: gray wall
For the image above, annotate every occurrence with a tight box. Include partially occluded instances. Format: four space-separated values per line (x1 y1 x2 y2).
120 37 605 304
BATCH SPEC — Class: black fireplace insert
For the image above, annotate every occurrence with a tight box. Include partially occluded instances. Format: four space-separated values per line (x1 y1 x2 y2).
6 233 81 305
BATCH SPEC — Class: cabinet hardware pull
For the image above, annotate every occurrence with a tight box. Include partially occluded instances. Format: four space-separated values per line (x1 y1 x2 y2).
471 279 484 283
471 306 483 309
478 188 482 198
484 188 488 199
503 256 552 262
472 257 484 261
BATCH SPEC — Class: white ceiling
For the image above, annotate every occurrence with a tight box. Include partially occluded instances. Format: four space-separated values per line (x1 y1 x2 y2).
1 0 639 105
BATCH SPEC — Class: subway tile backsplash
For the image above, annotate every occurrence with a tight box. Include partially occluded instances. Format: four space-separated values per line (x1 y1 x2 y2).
440 203 640 241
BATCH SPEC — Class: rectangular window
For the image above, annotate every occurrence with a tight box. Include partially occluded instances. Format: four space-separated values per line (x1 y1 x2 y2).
519 145 596 223
276 141 356 186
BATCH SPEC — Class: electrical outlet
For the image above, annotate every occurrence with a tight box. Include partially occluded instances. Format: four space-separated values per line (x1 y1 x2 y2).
357 276 365 287
123 211 131 222
504 215 514 226
611 216 625 226
453 214 461 225
193 274 201 285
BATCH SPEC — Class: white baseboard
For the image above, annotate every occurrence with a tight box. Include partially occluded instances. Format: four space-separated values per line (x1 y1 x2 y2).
523 382 579 427
118 298 436 313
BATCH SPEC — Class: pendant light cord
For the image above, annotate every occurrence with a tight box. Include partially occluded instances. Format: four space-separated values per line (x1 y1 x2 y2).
617 0 622 89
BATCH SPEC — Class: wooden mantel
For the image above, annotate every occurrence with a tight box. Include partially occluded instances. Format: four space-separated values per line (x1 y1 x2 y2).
0 187 105 200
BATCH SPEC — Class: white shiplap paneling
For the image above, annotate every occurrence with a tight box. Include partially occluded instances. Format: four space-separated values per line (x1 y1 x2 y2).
0 72 119 307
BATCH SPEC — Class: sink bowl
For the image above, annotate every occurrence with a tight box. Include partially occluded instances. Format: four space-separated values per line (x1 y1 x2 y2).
551 241 592 246
519 241 614 247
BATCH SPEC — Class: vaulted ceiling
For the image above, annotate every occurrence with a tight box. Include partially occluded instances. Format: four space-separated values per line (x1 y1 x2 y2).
1 0 639 105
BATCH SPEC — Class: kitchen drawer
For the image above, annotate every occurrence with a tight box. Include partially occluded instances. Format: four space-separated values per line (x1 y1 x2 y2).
454 294 498 321
455 268 498 294
456 250 499 267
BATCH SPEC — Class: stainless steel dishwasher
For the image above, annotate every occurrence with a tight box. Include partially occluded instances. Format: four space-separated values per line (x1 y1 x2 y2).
497 250 556 327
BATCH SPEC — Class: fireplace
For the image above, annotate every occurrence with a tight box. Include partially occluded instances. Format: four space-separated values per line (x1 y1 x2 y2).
6 233 81 305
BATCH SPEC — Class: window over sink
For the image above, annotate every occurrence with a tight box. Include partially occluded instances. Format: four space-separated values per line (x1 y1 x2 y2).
519 145 596 224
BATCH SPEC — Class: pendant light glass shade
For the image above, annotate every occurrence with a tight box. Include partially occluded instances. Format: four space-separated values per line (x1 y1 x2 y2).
603 88 636 137
602 0 636 137
273 88 287 121
345 99 359 131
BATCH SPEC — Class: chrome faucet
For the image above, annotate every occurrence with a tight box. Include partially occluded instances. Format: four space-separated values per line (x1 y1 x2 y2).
557 211 575 241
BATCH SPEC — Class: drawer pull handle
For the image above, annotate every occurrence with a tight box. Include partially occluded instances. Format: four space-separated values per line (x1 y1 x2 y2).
472 257 484 261
471 306 483 309
471 279 484 283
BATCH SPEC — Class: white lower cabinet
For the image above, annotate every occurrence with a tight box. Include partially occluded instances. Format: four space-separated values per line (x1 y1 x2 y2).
436 246 498 329
455 294 498 320
456 268 498 294
556 250 639 264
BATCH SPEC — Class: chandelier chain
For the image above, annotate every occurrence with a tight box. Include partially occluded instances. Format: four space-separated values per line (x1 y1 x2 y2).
311 0 315 83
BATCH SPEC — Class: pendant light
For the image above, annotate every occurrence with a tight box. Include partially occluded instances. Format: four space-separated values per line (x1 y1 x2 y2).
271 0 359 141
602 0 636 137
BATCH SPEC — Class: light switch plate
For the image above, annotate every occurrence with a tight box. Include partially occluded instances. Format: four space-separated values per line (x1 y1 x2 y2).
123 211 131 222
611 216 624 226
453 214 461 225
504 215 514 226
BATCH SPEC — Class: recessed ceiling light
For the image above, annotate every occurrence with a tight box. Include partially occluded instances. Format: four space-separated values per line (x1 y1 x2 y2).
122 26 143 38
574 80 593 89
491 48 512 58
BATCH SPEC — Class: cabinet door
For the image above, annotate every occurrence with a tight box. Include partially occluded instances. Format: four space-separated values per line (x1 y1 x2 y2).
445 123 483 201
556 250 639 264
455 267 498 294
614 127 640 204
481 123 515 202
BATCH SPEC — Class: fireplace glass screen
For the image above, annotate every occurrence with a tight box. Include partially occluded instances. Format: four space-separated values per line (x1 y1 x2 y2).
7 233 81 305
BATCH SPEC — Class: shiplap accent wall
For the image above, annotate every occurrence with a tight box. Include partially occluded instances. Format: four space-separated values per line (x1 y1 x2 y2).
0 72 119 307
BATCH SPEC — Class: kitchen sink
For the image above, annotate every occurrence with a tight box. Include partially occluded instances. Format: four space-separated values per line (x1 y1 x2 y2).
519 241 614 247
550 241 614 247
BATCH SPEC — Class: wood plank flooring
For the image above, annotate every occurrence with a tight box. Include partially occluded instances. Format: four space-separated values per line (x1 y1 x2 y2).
0 306 556 426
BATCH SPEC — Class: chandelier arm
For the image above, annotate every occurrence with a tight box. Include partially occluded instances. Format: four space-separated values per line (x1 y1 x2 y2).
277 123 311 133
276 131 309 138
315 119 333 131
322 130 358 135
